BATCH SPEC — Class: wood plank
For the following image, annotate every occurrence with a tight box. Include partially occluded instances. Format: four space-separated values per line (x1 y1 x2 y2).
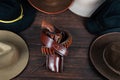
13 10 105 80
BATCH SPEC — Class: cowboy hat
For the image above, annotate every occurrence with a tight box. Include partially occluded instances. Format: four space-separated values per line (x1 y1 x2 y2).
0 30 29 80
90 32 120 80
28 0 73 14
69 0 105 17
0 0 36 33
85 0 120 35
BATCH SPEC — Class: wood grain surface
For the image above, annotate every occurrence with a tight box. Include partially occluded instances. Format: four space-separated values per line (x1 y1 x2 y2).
13 10 107 80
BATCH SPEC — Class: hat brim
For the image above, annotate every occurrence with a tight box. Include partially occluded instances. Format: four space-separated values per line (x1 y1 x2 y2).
28 0 73 14
90 32 120 79
85 19 102 35
0 0 36 33
0 30 29 80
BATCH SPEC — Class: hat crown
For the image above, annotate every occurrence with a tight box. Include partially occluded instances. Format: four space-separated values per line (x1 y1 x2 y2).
0 42 19 68
0 0 21 20
41 0 68 6
103 42 120 75
43 0 60 6
0 42 12 55
44 0 60 3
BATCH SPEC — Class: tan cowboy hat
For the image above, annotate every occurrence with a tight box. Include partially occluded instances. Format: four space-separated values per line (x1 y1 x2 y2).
0 30 29 80
28 0 73 14
90 32 120 80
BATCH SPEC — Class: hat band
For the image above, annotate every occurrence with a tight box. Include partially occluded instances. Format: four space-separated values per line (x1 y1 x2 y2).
0 5 23 24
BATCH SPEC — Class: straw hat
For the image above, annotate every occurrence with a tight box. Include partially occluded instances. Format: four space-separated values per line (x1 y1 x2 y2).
90 32 120 80
0 30 29 80
28 0 73 14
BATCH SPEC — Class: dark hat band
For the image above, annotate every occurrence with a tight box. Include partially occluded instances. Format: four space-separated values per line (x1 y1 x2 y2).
0 5 23 24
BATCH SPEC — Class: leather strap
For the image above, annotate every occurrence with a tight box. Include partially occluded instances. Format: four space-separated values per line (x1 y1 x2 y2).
40 21 72 72
41 30 72 56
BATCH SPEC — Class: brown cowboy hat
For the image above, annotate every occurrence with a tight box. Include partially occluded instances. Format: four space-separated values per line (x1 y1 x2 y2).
28 0 73 14
90 32 120 80
0 30 29 80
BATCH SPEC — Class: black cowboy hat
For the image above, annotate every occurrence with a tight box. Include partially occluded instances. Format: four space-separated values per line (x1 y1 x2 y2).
86 0 120 35
0 0 36 33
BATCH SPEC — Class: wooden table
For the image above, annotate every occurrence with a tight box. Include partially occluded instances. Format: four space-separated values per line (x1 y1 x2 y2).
13 10 106 80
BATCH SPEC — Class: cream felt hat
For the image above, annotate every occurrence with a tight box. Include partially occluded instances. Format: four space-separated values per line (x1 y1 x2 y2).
0 30 29 80
69 0 105 17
